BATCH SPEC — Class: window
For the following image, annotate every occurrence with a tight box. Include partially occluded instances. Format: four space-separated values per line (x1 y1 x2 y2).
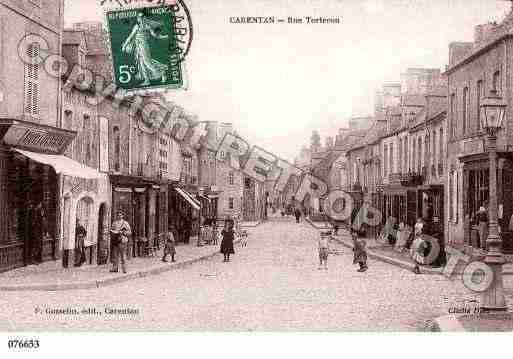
383 144 388 177
229 197 234 210
99 117 109 172
412 139 416 173
24 42 40 117
113 126 121 172
493 70 501 94
450 93 456 138
404 136 408 172
462 87 469 135
244 177 252 189
84 114 91 164
389 143 394 174
439 128 444 170
417 137 422 172
477 80 483 131
229 171 234 185
398 139 402 173
425 134 430 168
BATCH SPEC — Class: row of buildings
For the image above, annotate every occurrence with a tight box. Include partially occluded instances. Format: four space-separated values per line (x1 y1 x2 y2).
0 0 267 272
295 9 513 254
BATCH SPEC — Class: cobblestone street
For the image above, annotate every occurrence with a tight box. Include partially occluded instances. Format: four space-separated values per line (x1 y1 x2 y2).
0 218 500 331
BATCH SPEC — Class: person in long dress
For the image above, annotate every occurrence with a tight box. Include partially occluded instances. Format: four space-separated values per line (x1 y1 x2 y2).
220 219 235 262
122 13 169 86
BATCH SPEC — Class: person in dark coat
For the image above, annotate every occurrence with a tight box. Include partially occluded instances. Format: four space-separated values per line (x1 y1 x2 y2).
220 219 235 262
294 208 301 223
75 219 87 267
352 229 368 272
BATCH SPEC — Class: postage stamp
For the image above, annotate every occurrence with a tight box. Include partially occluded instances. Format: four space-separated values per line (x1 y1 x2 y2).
105 4 184 92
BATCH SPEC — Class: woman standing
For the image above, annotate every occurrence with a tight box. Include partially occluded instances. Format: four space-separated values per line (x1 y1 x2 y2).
477 204 489 250
220 219 235 262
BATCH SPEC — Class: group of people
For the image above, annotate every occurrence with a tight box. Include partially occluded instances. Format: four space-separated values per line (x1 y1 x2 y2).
317 228 368 272
105 211 244 273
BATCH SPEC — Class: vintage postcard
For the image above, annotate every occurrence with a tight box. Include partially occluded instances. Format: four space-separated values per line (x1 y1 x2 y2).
1 0 513 356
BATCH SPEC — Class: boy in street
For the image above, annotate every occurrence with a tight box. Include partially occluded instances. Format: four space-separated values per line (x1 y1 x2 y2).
318 231 330 270
162 226 176 262
352 229 368 272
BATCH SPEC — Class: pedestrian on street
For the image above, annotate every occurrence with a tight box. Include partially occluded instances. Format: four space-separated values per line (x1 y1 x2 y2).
318 231 330 270
212 219 219 245
477 204 488 250
411 217 426 274
110 211 131 273
75 219 87 267
294 207 301 223
162 226 176 262
220 219 235 262
352 229 368 272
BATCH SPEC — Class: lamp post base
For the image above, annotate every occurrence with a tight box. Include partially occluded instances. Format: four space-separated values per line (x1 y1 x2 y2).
480 261 508 312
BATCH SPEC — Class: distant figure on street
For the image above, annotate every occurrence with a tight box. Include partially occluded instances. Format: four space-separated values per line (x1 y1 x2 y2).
318 231 330 270
294 207 302 223
212 220 219 245
110 211 131 273
75 219 87 267
162 226 176 262
352 229 368 272
220 219 235 262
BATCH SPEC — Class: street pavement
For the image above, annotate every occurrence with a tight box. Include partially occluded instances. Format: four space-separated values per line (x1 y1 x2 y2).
0 217 505 331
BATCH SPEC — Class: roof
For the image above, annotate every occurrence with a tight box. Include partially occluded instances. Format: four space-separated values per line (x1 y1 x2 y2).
446 11 513 74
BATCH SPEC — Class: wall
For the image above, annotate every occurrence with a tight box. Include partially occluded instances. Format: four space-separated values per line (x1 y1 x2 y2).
0 0 63 125
446 37 512 245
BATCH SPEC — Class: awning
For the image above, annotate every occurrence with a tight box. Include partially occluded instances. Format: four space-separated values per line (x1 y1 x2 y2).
14 149 102 179
175 187 201 210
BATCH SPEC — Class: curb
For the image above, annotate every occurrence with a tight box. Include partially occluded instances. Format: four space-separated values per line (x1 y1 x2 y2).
433 315 466 332
0 240 240 292
304 219 513 276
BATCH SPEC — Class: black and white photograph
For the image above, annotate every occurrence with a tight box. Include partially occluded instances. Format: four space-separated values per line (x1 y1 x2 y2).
1 0 513 356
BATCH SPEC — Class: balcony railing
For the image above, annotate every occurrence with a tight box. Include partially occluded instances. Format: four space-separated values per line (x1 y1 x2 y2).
389 173 402 183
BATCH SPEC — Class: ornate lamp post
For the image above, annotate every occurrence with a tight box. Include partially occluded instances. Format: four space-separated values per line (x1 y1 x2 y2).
479 89 507 312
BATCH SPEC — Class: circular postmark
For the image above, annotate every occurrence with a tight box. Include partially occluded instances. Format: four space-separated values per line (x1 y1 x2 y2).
100 0 193 63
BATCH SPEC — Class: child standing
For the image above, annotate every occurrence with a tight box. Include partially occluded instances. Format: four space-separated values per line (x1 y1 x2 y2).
318 231 330 270
162 227 176 262
352 229 368 272
220 219 235 262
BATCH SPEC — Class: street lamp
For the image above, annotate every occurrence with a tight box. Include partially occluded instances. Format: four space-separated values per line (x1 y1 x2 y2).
479 88 507 312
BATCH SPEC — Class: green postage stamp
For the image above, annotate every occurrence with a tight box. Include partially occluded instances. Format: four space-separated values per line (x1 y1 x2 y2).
106 5 184 92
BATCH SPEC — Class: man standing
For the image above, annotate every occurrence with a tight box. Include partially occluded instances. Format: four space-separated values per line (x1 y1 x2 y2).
110 211 132 273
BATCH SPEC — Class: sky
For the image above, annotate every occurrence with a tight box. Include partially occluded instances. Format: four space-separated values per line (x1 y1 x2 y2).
64 0 511 162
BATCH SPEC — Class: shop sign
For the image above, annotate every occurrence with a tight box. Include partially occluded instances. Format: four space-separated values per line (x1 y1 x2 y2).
461 138 484 157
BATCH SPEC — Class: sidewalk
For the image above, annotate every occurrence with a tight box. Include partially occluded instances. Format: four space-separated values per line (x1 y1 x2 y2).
305 219 513 275
0 241 233 292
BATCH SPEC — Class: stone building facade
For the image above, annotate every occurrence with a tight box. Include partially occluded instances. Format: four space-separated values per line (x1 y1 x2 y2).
445 14 513 253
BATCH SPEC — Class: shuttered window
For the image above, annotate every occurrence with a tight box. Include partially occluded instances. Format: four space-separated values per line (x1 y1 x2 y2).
24 43 40 117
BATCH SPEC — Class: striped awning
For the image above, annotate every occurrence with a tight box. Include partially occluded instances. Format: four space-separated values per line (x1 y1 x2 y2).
175 187 201 210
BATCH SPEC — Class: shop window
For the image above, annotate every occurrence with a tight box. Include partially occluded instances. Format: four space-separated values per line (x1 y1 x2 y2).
468 169 489 222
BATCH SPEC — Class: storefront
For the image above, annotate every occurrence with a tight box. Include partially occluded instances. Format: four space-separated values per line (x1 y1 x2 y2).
460 153 513 253
168 184 201 243
110 174 168 257
0 118 108 272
